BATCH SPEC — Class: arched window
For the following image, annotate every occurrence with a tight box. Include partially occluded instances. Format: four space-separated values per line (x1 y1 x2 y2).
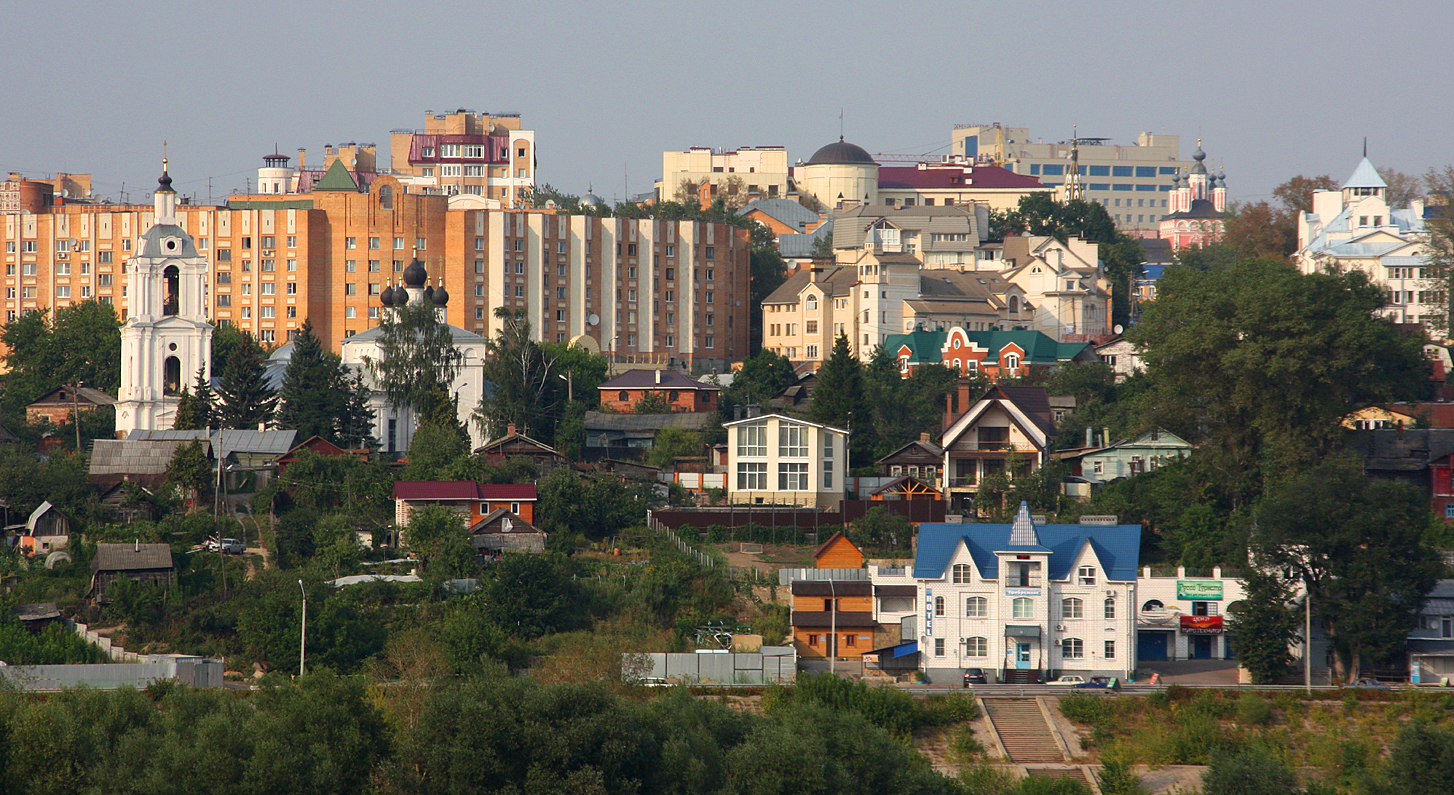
952 564 972 584
805 295 817 311
1009 296 1020 313
1062 598 1083 619
1012 597 1033 619
618 391 629 403
965 637 988 657
1104 598 1116 619
378 184 393 209
1142 599 1164 613
163 265 180 316
934 596 945 617
966 597 987 618
1062 638 1084 659
1003 352 1021 371
163 356 181 396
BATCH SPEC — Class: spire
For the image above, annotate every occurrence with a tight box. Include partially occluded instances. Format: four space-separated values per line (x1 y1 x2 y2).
1008 501 1040 546
1363 136 1368 158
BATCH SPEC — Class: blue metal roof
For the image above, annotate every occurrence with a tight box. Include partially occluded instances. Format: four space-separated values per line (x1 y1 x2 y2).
1342 157 1388 190
914 515 1141 582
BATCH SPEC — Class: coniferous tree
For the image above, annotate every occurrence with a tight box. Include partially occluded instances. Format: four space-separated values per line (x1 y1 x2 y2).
810 333 869 466
217 331 277 430
275 319 349 441
174 368 218 430
337 370 378 450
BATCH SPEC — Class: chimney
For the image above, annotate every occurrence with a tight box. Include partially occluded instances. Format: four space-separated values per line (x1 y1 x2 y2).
297 148 305 169
1103 427 1111 448
507 423 517 437
734 406 742 421
920 432 930 443
1397 420 1404 440
746 403 760 419
1086 427 1094 448
655 369 662 385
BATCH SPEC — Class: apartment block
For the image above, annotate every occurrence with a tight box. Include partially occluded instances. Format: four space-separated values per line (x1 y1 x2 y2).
951 124 1197 233
389 108 535 206
656 146 791 203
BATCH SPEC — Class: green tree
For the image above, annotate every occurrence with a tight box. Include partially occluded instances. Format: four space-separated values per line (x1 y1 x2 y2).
646 426 701 468
862 347 956 459
1370 722 1454 795
1200 748 1302 795
0 301 123 422
217 331 277 429
402 421 469 481
1272 174 1338 215
1251 455 1444 681
480 552 582 638
1224 567 1300 684
337 369 378 450
210 321 250 378
634 391 672 414
274 318 349 442
1421 166 1454 334
748 221 788 351
809 231 834 260
1222 201 1298 260
475 307 558 441
847 506 913 555
165 440 211 504
725 348 798 411
811 334 868 465
366 298 463 419
1130 258 1429 504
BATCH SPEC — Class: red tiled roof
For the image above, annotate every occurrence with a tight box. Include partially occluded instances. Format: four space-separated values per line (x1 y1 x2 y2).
394 481 538 501
877 165 1044 191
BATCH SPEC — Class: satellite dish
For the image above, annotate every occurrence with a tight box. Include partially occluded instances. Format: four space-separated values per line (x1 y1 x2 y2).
587 313 600 326
1113 324 1124 335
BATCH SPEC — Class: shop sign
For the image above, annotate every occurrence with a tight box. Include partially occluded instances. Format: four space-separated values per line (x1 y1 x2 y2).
1005 588 1042 596
1180 615 1223 635
1177 580 1223 601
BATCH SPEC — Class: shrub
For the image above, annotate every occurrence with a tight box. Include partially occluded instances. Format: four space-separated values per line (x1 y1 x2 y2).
950 725 986 764
1201 748 1300 795
1236 693 1274 726
789 673 917 737
959 764 1016 795
1097 755 1148 795
1060 693 1114 726
1013 774 1093 795
919 692 981 726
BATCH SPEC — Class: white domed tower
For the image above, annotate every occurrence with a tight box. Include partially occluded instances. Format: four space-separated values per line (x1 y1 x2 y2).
115 159 214 436
257 151 295 195
797 137 880 209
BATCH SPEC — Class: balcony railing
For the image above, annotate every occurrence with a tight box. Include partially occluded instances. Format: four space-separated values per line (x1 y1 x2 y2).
1006 578 1043 588
948 442 1029 452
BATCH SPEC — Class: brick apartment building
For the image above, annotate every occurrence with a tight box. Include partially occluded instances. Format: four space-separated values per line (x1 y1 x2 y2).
0 171 750 371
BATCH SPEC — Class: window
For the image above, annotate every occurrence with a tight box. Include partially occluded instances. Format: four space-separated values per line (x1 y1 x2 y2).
1012 597 1034 620
55 286 70 299
966 597 987 618
288 260 297 272
56 262 70 275
934 596 945 617
1062 638 1084 659
705 291 714 303
1104 641 1116 659
345 284 357 296
346 260 357 273
934 638 945 657
779 423 808 457
1062 598 1084 619
261 283 275 296
286 282 297 295
98 251 112 264
261 306 276 319
664 268 674 281
705 246 715 259
736 462 766 490
965 637 987 657
260 260 275 273
1077 566 1096 586
952 564 972 584
1104 598 1116 619
738 423 767 456
345 237 357 249
369 260 381 273
778 462 808 490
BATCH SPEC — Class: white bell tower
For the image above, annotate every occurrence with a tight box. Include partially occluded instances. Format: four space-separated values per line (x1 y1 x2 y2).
115 158 214 437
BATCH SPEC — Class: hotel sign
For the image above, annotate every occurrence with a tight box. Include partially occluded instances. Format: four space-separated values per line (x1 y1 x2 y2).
924 588 933 635
1005 588 1042 596
1177 581 1223 601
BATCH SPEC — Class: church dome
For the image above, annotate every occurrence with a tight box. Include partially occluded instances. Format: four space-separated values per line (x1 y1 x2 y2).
432 280 450 306
423 284 434 303
807 137 876 166
402 257 428 287
380 282 397 306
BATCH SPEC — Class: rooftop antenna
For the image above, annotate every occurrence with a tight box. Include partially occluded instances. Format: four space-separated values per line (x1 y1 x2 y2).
839 107 844 141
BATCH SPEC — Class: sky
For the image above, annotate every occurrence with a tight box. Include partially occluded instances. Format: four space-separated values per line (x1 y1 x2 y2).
4 0 1454 208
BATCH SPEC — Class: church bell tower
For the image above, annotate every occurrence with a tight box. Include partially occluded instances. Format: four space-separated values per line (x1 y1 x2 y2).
115 158 214 436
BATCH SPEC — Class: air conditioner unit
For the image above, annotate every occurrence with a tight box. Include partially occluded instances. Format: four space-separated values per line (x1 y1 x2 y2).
262 250 273 256
1106 589 1116 598
1055 624 1066 631
1054 639 1063 646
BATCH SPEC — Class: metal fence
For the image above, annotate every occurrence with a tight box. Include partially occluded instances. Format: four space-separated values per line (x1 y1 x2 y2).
645 510 715 567
0 657 224 692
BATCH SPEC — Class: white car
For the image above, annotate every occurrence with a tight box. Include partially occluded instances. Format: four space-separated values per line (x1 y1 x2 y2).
206 538 246 554
1047 675 1086 686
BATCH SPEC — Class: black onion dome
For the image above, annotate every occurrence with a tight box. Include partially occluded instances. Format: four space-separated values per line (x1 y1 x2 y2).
380 283 397 306
157 169 175 194
432 280 449 306
402 257 428 287
807 137 876 166
423 284 434 302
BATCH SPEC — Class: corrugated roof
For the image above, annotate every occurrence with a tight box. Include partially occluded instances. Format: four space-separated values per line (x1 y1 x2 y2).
741 198 821 230
599 369 717 390
93 543 174 572
27 386 116 407
582 411 715 432
791 611 877 628
89 439 198 476
913 518 1140 582
777 221 834 258
124 429 297 459
393 481 538 501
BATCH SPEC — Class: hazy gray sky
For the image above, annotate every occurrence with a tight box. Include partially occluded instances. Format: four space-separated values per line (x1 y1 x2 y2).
5 0 1452 207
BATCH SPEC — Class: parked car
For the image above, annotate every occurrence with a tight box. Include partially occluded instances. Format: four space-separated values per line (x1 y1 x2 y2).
207 538 245 554
1342 678 1392 690
963 668 987 687
1047 675 1086 686
1073 676 1121 690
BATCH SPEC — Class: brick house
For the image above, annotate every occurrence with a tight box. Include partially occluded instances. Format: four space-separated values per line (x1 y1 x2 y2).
598 369 719 413
25 386 115 425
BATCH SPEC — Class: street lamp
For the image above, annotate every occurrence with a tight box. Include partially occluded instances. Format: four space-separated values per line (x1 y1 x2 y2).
557 370 573 403
298 579 307 677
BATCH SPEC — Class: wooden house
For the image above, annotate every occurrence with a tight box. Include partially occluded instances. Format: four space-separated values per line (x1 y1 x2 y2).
789 580 885 659
814 531 864 569
473 424 569 470
8 501 71 558
24 385 115 425
469 509 547 555
90 543 175 603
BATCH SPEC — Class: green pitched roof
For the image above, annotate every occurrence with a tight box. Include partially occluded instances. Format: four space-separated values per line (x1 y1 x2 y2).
884 330 947 363
886 328 1091 367
313 159 360 192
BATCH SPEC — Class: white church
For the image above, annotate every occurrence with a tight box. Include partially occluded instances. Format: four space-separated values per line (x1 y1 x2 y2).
117 162 490 448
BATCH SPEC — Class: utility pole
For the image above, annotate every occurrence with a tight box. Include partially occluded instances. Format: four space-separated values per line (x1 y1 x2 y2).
1305 592 1312 693
299 579 307 677
829 579 837 676
69 382 82 451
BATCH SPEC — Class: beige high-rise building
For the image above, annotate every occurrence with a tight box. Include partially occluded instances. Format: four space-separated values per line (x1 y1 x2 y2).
389 108 536 207
656 146 791 204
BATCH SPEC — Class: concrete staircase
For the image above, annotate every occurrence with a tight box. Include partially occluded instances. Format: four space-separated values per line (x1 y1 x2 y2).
1000 668 1043 685
982 698 1066 763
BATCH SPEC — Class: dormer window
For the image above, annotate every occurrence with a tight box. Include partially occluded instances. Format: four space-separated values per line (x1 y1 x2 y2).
1078 566 1096 586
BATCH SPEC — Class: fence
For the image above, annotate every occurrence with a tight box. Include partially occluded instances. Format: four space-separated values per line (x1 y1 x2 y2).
0 657 224 692
645 510 715 567
624 648 797 685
